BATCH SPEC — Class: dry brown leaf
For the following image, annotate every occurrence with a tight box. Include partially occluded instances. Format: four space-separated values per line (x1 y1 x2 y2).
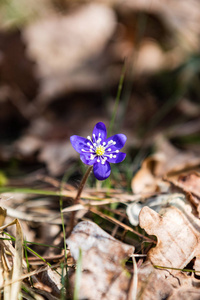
136 262 173 300
168 171 200 201
131 153 169 195
132 137 200 195
36 266 62 297
66 221 134 300
168 286 200 300
139 206 200 275
154 137 200 176
136 261 200 300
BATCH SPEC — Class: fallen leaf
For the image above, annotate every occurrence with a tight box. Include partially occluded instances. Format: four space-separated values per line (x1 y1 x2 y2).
139 206 200 275
66 221 134 300
38 266 62 297
131 152 169 195
131 137 200 195
136 262 173 300
168 286 200 300
154 137 200 176
168 171 200 205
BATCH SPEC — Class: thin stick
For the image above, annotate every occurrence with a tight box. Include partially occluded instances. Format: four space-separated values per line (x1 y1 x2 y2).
69 166 93 234
90 207 155 243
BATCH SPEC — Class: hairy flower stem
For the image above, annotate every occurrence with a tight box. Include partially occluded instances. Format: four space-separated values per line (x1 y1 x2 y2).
69 166 93 234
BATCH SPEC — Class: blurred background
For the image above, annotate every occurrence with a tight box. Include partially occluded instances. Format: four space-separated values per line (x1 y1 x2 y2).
0 0 200 188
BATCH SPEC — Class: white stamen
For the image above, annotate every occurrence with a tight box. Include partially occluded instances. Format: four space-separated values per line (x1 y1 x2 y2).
113 141 116 145
81 149 86 152
97 158 100 162
87 136 91 141
113 155 116 158
109 154 113 158
90 154 95 160
93 143 96 146
103 142 106 146
116 150 119 153
87 142 91 146
108 148 111 151
108 140 113 144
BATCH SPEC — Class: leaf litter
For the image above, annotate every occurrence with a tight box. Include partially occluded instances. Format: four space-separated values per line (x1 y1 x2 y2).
0 0 200 299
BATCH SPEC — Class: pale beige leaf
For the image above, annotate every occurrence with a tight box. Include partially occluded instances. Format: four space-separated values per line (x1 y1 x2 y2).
0 207 6 227
168 286 200 300
3 270 12 300
66 221 134 300
10 219 23 300
139 206 200 274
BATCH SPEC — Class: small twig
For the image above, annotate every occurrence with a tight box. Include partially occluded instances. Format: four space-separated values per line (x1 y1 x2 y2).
90 207 156 243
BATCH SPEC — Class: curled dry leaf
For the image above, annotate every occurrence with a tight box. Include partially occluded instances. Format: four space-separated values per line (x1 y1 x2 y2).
136 261 200 300
139 206 200 276
131 153 169 195
66 221 134 300
131 137 200 195
126 193 189 226
166 171 200 209
153 137 200 176
37 266 62 297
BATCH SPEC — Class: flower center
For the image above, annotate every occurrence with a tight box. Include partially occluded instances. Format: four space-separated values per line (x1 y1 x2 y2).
95 145 105 156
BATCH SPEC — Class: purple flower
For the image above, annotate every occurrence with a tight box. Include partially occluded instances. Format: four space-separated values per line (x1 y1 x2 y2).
70 122 127 180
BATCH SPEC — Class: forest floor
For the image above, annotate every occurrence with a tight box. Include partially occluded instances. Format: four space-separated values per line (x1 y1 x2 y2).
0 0 200 299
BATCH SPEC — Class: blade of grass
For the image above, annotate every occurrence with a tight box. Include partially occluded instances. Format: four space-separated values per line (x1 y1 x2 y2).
3 232 62 276
23 238 33 286
154 265 200 274
2 233 63 249
0 187 61 196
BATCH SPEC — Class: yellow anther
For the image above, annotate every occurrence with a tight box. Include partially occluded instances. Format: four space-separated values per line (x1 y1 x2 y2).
95 145 105 156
